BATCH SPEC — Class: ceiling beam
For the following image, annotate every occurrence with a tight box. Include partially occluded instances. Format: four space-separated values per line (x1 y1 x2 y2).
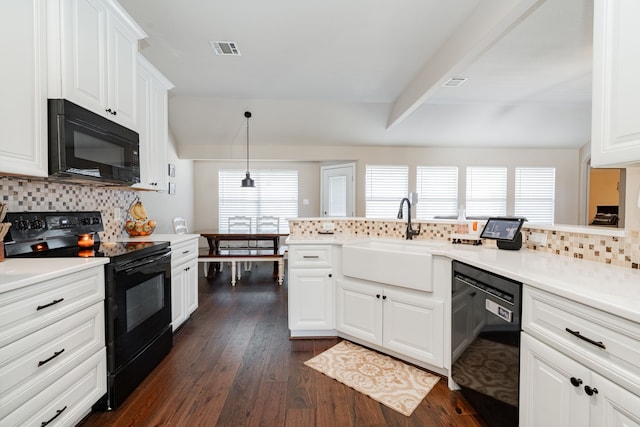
387 0 546 130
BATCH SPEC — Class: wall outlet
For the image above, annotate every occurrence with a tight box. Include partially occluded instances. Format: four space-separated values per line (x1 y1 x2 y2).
322 222 335 231
113 207 121 221
528 232 547 246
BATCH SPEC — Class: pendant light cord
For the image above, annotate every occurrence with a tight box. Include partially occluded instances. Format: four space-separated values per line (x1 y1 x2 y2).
245 111 251 172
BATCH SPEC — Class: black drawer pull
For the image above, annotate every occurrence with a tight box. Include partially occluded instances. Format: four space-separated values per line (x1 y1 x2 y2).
41 405 67 426
38 349 65 367
37 298 65 311
302 255 320 259
183 250 190 254
565 328 606 350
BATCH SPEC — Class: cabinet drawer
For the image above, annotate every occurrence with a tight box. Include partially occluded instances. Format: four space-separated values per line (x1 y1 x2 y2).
172 238 198 266
523 286 640 390
0 267 105 347
0 302 105 402
1 348 106 427
288 245 333 268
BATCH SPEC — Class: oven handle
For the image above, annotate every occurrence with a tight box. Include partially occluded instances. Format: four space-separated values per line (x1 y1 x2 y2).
454 274 514 306
114 251 171 274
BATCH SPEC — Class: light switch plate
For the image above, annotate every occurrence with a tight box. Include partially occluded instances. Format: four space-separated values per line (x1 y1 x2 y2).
322 222 335 231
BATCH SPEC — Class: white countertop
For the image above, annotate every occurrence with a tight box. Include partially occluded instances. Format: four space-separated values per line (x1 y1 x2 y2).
289 237 640 324
0 258 109 294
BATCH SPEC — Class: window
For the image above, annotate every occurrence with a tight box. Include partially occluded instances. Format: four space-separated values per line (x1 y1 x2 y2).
365 165 408 218
218 169 298 233
466 167 507 217
415 166 458 219
514 167 555 224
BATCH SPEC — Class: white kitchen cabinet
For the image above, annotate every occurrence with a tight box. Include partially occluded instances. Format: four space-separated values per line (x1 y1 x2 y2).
0 0 48 177
520 334 640 427
336 278 444 367
133 54 174 191
288 245 336 337
47 0 146 131
591 0 640 167
0 264 106 426
171 237 199 331
521 285 640 426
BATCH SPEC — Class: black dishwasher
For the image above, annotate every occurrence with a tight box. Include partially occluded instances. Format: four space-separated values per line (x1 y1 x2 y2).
451 261 523 427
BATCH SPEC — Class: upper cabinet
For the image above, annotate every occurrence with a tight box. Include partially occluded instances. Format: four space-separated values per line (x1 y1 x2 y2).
0 0 48 177
47 0 146 131
591 0 640 167
134 54 174 191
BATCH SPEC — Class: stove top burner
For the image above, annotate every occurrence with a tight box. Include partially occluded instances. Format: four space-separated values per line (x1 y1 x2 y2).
3 211 169 261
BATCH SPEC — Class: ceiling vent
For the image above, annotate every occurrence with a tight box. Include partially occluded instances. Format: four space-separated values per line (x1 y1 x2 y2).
209 41 241 56
443 77 468 87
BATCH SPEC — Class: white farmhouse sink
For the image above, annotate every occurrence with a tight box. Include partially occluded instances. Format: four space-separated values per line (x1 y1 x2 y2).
341 239 447 292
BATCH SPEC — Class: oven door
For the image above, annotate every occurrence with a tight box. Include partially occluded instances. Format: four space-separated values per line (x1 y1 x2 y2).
106 250 171 371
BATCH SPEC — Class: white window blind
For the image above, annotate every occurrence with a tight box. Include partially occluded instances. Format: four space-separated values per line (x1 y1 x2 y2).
466 167 507 217
416 166 458 219
218 169 298 233
514 167 555 224
365 165 408 218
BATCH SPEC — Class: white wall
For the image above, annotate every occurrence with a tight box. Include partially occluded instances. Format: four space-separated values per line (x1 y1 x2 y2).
138 132 195 234
191 146 580 227
193 160 320 231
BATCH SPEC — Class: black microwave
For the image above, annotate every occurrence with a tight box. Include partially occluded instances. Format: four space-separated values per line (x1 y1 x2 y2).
48 99 141 185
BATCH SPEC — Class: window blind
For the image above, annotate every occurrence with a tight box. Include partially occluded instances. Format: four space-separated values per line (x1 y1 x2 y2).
218 169 298 233
514 167 555 224
365 165 408 218
416 166 458 219
466 167 507 217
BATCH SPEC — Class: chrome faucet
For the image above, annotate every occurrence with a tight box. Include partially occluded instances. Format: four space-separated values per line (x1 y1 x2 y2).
397 197 421 240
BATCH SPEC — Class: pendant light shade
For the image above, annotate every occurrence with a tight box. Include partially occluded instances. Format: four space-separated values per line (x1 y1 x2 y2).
241 111 255 187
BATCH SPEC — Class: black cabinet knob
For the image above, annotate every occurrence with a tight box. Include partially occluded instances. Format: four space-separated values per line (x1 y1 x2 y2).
570 377 583 387
376 294 381 299
584 385 598 396
328 273 332 278
382 295 387 300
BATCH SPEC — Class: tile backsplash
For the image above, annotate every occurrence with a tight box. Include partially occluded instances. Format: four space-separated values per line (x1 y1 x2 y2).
1 176 137 241
289 218 640 270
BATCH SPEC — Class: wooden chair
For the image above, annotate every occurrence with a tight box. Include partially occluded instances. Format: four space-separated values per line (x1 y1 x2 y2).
228 216 253 275
173 217 188 234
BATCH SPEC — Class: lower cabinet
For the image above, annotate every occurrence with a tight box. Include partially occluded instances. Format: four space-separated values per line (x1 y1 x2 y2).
288 268 334 332
336 278 444 367
520 333 640 427
170 238 199 331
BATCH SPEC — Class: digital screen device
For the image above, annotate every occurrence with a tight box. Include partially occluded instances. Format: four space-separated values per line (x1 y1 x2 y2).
480 217 526 242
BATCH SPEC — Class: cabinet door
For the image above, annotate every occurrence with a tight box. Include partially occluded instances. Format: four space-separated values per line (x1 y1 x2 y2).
184 259 198 317
591 0 640 167
336 279 382 345
133 54 172 190
520 333 590 427
0 0 48 177
288 268 334 331
590 372 640 427
60 0 107 115
171 264 186 331
382 287 443 367
105 7 138 130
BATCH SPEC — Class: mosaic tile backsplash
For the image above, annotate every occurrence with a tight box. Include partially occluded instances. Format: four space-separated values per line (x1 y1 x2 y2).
1 176 138 241
289 218 640 270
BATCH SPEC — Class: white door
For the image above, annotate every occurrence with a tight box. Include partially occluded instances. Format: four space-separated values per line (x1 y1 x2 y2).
321 163 355 217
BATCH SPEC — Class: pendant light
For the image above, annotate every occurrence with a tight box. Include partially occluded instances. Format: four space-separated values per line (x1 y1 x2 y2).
241 111 255 188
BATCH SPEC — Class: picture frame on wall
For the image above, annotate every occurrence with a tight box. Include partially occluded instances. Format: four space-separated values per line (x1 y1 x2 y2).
168 182 176 195
168 164 176 177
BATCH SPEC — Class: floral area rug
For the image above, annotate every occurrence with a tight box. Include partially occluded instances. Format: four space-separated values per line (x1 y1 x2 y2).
304 340 440 416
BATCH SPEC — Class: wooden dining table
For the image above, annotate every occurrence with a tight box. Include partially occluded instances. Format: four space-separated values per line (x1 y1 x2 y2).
196 230 289 278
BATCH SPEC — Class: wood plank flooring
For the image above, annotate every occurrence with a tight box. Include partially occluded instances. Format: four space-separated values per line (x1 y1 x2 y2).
80 264 486 427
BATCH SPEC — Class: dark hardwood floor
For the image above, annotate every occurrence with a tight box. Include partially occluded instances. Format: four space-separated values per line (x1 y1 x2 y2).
81 263 486 427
